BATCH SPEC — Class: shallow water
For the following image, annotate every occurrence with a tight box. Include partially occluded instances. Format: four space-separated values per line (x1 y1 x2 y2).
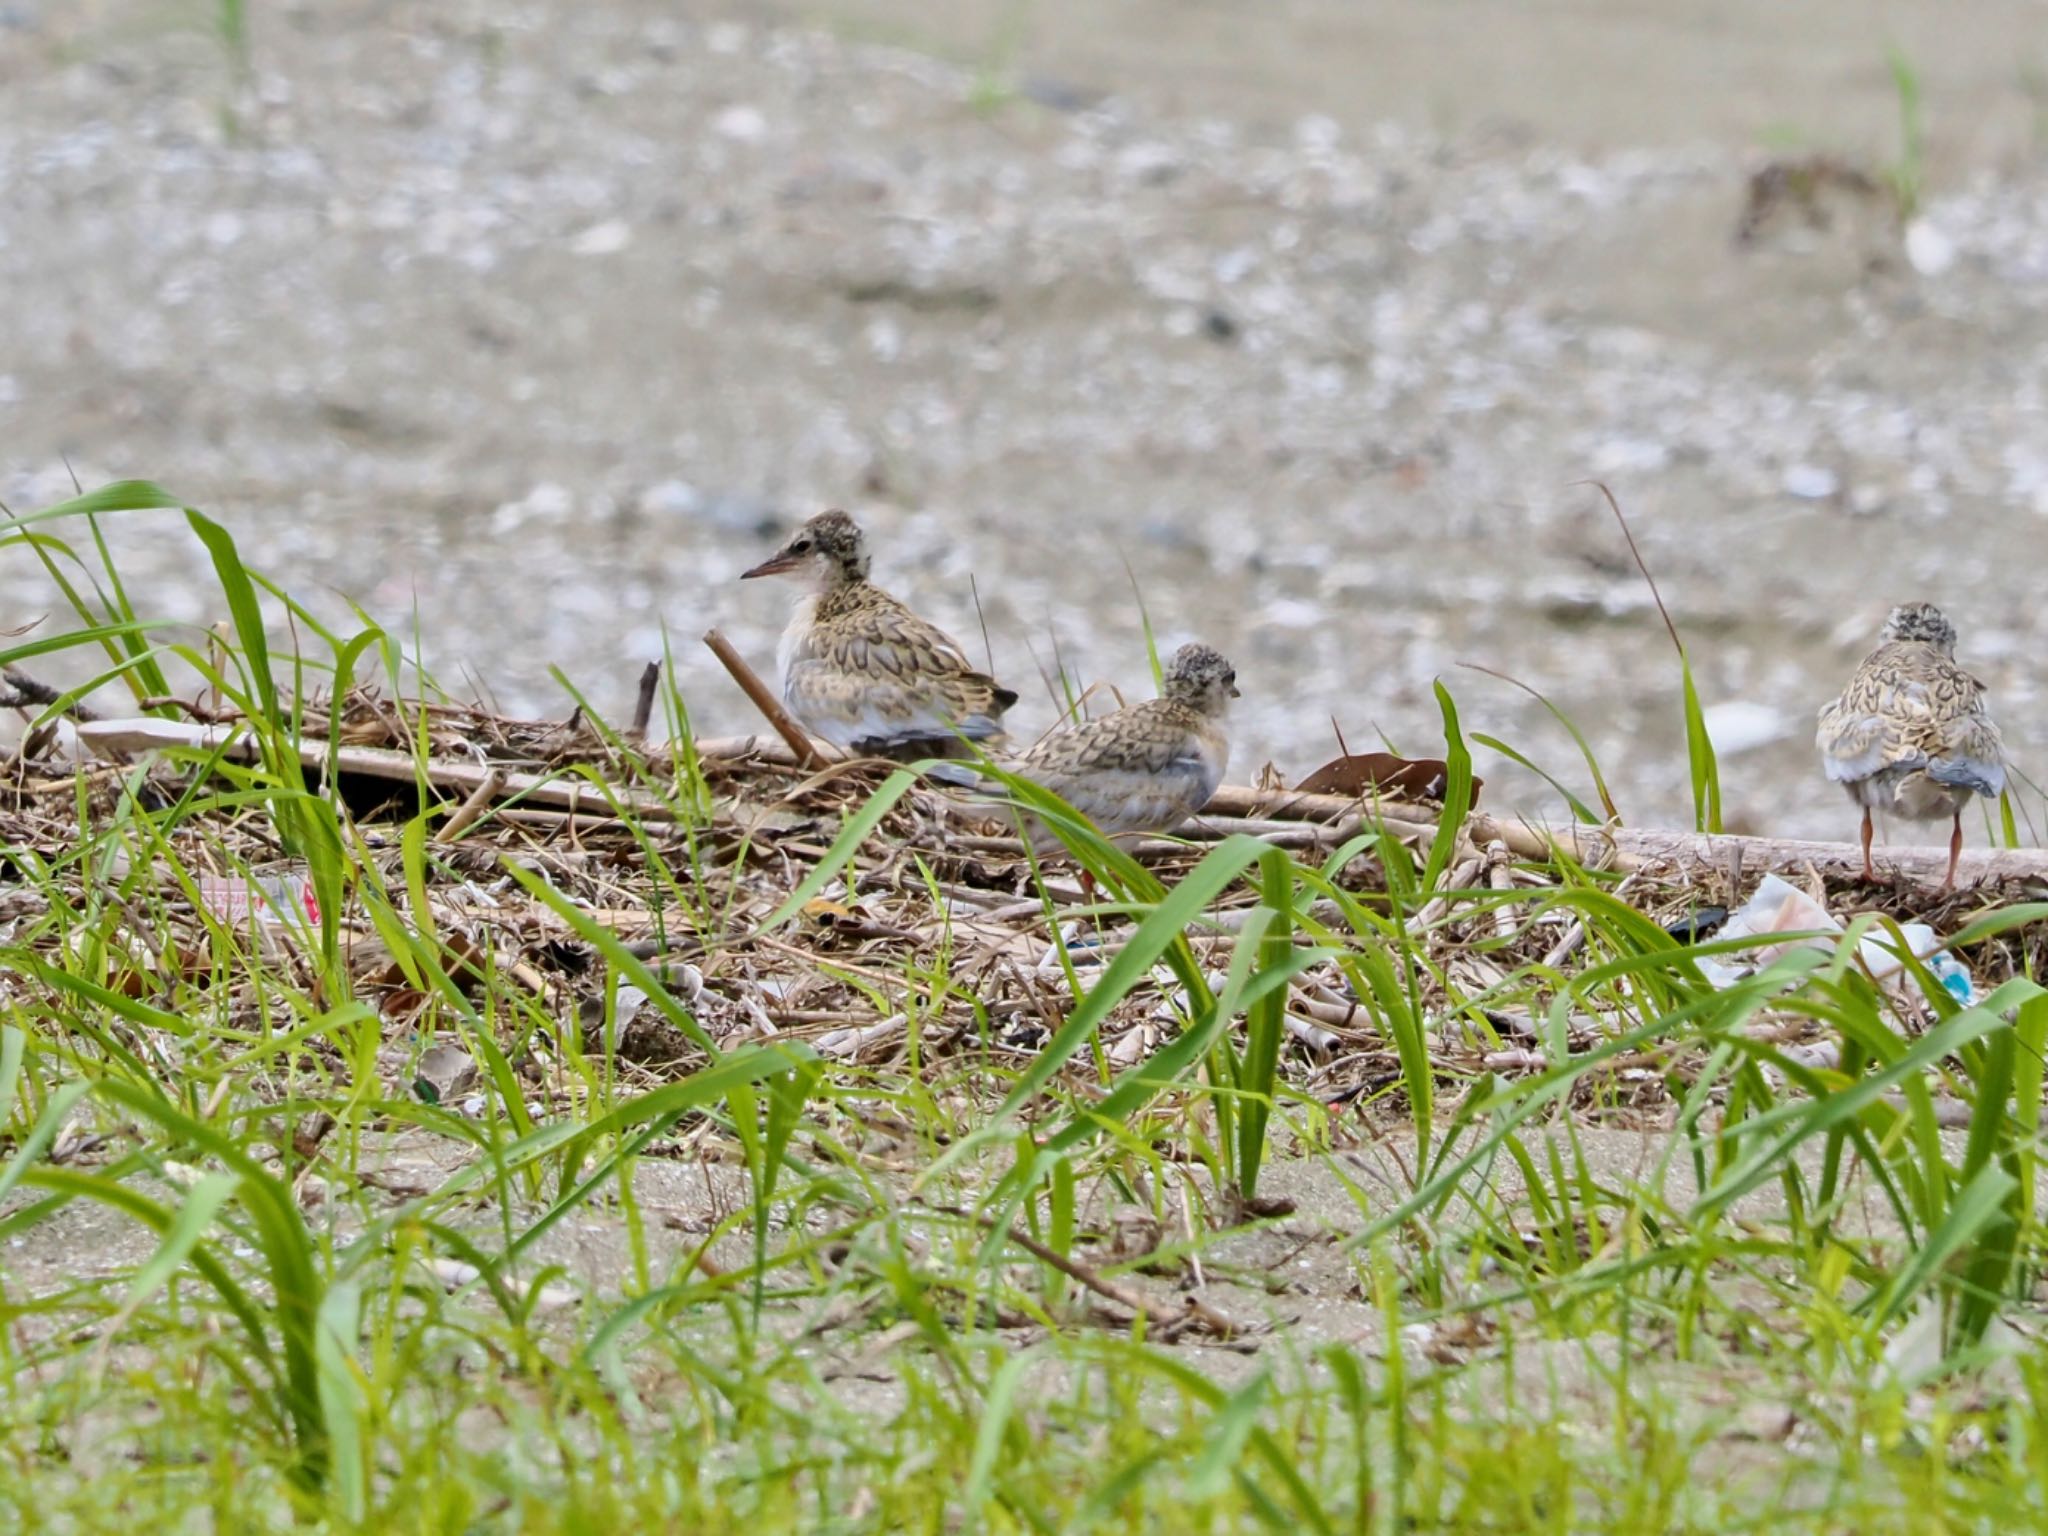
3 0 2046 841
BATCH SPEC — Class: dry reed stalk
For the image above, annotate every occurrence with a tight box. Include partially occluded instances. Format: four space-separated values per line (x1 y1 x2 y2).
701 628 826 767
435 768 506 843
1413 855 1486 928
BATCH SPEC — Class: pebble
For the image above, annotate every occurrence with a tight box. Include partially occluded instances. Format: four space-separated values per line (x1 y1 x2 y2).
713 105 767 143
1904 218 1957 277
569 219 632 255
1700 701 1792 757
1781 464 1840 501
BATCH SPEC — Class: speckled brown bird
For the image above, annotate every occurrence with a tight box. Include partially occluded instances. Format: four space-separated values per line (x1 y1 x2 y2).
1816 601 2005 889
1012 642 1237 853
741 509 1016 760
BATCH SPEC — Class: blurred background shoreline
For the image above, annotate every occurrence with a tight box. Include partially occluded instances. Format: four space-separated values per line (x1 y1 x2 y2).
3 0 2046 838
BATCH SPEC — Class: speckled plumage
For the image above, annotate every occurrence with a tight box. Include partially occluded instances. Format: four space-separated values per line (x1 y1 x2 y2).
1013 643 1237 849
1816 601 2005 887
742 510 1016 758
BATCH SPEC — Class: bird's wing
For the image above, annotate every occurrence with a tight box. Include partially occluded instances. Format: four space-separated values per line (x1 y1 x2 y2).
1928 670 2006 797
1817 647 1938 783
1816 691 1901 784
1894 654 2005 797
788 588 1014 748
1018 703 1226 835
1819 643 2008 799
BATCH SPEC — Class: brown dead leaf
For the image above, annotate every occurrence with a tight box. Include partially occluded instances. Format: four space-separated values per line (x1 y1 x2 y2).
1293 752 1481 806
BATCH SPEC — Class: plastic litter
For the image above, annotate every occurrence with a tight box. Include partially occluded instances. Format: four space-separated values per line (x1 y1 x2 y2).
193 870 322 929
1693 874 1975 1005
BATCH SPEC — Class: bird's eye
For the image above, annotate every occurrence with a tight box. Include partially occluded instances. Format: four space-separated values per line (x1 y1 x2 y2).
792 538 813 553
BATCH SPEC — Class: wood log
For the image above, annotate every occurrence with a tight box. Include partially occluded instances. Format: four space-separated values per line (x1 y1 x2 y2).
75 719 679 822
1466 812 2048 888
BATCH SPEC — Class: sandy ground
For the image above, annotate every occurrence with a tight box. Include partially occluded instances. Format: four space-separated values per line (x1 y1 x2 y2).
0 1119 1896 1345
4 1118 1954 1484
4 0 2048 839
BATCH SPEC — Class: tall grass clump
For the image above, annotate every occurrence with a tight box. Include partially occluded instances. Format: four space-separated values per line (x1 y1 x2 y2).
0 482 2044 1531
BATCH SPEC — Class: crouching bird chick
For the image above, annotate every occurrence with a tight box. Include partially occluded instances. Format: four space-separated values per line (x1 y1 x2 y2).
1816 601 2005 890
1011 643 1237 876
742 510 1016 761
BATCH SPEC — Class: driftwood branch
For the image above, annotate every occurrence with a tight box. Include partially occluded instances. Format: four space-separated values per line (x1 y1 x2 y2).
1466 812 2048 888
628 662 661 737
682 739 2048 890
75 720 678 822
69 715 2047 892
2 665 101 722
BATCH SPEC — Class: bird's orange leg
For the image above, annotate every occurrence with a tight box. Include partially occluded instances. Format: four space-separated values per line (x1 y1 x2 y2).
1944 813 1963 893
1860 808 1876 882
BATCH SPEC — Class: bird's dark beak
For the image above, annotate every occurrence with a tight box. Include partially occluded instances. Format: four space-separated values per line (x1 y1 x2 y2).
1229 684 1242 699
741 550 800 579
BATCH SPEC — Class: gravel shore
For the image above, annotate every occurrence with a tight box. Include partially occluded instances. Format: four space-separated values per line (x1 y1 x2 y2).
5 2 2046 839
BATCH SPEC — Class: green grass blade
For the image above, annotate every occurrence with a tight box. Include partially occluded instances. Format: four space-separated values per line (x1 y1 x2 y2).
1460 661 1620 821
103 1170 242 1340
1234 848 1294 1199
1421 680 1475 891
984 835 1267 1129
314 1280 369 1524
185 508 279 727
1471 732 1602 824
963 1350 1031 1517
1189 1369 1270 1499
0 1080 93 1206
758 768 923 929
1869 1161 2017 1336
1679 648 1723 834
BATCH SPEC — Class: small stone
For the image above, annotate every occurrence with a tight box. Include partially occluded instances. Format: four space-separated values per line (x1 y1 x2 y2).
1592 436 1671 474
414 1043 478 1103
1781 463 1839 500
1904 219 1956 277
713 105 767 143
570 219 632 255
1294 114 1340 153
491 482 574 534
1701 701 1790 756
637 479 701 518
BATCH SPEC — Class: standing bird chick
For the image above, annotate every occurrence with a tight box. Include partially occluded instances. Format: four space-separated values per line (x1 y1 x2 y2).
741 510 1016 761
1012 643 1238 855
1816 602 2005 889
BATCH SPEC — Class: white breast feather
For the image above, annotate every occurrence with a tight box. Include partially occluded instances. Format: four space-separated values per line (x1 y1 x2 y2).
775 593 819 697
